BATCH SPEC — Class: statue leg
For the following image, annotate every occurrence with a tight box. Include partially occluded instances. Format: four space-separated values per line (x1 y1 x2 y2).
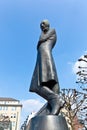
51 83 60 94
36 85 65 115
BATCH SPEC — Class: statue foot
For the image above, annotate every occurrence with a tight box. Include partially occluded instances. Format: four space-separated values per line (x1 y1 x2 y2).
50 95 65 115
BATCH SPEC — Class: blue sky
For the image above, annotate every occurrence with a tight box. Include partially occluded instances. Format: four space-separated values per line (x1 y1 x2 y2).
0 0 87 125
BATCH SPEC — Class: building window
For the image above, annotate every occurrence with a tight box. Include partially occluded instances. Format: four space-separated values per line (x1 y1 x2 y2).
14 113 16 118
2 107 5 110
5 107 8 110
12 121 16 127
11 107 16 111
0 107 2 110
11 113 13 118
2 107 8 110
11 113 16 118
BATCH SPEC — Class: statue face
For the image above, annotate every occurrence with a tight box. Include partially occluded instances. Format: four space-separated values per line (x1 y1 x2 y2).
40 21 50 33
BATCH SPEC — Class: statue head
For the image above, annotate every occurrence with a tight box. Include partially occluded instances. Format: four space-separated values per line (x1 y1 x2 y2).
40 19 50 33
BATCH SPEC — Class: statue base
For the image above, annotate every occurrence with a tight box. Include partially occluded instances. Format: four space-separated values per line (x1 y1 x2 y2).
27 115 69 130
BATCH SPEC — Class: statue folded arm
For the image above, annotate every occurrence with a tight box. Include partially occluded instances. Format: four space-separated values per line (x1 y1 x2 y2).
37 29 56 49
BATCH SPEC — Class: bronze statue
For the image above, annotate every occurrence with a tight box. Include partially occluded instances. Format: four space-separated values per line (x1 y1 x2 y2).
29 20 65 115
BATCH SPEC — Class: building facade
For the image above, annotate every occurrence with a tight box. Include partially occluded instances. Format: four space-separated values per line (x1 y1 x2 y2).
0 97 22 130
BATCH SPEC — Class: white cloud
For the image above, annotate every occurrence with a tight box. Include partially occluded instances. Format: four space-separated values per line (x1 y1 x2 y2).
84 50 87 54
73 61 80 74
73 54 87 74
20 99 45 125
21 99 44 113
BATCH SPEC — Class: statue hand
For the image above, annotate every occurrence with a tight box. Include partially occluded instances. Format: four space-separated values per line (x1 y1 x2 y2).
37 39 47 50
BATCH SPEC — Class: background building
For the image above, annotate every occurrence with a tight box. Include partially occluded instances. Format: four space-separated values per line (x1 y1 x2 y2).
21 111 36 130
0 97 22 130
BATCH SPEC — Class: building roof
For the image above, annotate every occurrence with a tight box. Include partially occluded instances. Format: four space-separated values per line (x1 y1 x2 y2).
0 97 19 102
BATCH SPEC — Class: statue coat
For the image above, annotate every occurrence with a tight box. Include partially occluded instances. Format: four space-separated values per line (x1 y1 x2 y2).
29 29 58 92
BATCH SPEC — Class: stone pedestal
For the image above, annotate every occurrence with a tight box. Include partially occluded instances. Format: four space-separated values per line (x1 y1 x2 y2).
27 115 68 130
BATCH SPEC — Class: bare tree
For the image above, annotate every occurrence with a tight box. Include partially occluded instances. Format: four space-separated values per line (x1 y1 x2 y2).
75 54 87 129
60 88 87 130
0 114 11 130
76 54 87 92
